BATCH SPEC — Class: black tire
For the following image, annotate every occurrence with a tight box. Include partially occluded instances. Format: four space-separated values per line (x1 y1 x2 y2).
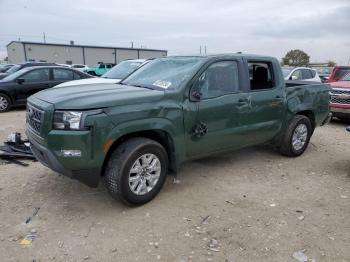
279 115 312 157
104 137 168 206
88 71 96 76
0 93 11 112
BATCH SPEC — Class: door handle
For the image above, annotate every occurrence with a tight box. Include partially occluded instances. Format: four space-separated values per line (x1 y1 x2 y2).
274 96 284 102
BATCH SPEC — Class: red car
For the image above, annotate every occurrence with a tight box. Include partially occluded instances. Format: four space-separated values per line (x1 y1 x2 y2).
328 66 350 82
329 72 350 120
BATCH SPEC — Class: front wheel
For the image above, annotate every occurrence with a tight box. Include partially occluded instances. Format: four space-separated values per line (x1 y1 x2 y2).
0 93 11 112
104 138 168 206
279 115 312 157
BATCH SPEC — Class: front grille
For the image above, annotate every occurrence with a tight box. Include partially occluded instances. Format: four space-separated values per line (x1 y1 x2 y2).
330 89 350 105
331 96 350 105
331 89 350 95
26 104 44 134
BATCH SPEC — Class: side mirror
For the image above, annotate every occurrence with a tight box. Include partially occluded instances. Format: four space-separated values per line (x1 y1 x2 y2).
190 81 202 102
16 78 25 84
291 75 298 80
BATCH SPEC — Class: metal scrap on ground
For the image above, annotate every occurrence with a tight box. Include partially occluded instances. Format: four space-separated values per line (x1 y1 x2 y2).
0 132 36 166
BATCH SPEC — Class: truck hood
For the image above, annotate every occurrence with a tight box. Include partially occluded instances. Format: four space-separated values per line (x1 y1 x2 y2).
32 83 165 110
54 77 121 88
330 81 350 89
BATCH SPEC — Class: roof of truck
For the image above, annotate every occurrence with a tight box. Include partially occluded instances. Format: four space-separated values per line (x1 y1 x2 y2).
166 53 276 59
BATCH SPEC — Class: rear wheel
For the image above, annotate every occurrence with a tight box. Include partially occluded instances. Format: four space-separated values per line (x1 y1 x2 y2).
104 138 168 206
0 93 11 112
87 71 96 76
279 115 312 157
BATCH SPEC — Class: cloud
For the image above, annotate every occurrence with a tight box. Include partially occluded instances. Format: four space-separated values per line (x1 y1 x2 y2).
0 0 349 63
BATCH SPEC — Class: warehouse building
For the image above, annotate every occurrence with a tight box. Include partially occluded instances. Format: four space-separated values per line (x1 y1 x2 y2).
6 41 167 66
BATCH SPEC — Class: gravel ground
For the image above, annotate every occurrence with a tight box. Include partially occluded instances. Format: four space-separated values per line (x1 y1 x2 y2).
0 109 349 262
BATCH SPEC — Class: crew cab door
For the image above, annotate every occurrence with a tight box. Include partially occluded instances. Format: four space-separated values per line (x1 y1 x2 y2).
184 60 249 157
238 60 285 145
15 68 51 102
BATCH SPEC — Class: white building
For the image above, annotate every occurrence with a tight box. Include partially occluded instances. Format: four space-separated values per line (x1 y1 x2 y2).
6 41 167 66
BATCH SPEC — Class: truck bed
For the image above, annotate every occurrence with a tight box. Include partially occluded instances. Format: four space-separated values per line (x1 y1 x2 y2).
285 80 331 126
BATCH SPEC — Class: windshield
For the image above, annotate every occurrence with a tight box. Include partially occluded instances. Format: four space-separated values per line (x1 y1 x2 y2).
282 68 293 77
341 72 350 81
334 68 350 80
2 68 30 81
121 57 204 90
102 60 143 79
6 64 21 74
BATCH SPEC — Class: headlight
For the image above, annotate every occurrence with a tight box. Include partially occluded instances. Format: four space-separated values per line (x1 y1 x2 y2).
53 111 83 130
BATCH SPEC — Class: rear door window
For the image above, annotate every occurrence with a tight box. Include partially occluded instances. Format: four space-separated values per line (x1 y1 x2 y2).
248 61 275 90
53 69 74 81
301 69 313 79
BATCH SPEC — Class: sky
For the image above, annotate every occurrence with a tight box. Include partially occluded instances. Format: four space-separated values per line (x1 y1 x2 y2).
0 0 349 64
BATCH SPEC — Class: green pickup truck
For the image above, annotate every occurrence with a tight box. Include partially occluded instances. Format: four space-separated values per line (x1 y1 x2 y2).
26 54 331 205
85 63 115 76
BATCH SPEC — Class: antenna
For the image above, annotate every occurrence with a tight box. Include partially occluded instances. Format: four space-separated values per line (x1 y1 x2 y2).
43 32 46 43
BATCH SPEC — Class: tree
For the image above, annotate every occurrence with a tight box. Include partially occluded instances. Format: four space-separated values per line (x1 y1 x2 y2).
282 49 310 67
327 60 336 67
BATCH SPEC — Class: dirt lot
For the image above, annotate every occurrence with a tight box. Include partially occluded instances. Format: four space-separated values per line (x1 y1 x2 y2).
0 109 349 262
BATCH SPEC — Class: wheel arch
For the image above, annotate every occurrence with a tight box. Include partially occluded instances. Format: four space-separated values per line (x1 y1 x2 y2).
296 110 315 131
0 90 13 104
101 129 178 178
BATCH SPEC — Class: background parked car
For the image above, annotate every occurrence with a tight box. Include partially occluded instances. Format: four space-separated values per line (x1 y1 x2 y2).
329 72 350 120
314 67 334 82
55 59 148 88
0 66 92 112
0 62 57 80
69 64 89 72
328 66 350 82
85 63 115 76
0 64 15 73
282 67 321 82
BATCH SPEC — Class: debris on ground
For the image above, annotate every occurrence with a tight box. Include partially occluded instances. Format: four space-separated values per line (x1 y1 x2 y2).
201 215 211 224
0 133 36 166
25 207 40 224
298 215 305 221
292 250 308 262
173 178 181 184
20 234 36 247
225 200 235 205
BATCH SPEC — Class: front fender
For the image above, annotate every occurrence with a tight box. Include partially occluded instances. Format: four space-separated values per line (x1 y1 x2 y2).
105 118 186 165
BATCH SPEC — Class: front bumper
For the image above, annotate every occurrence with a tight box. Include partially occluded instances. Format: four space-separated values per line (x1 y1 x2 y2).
330 104 350 118
27 128 101 187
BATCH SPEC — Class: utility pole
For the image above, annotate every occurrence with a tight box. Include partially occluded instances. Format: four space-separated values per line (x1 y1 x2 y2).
204 45 207 55
43 32 46 43
200 45 202 54
131 41 134 48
